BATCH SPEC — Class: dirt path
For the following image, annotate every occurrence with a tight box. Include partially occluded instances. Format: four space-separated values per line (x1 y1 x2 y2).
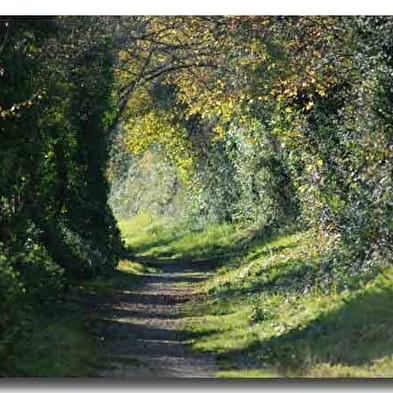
93 258 217 378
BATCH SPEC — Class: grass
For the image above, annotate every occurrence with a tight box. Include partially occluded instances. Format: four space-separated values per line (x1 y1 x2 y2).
119 213 275 264
117 213 187 256
11 213 388 378
76 259 157 296
119 214 393 378
2 298 98 377
1 256 155 377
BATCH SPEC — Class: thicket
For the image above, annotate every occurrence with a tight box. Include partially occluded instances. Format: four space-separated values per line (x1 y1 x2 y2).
110 16 393 277
0 17 125 371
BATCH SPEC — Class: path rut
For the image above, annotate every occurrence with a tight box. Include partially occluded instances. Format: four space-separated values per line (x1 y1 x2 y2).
93 259 217 378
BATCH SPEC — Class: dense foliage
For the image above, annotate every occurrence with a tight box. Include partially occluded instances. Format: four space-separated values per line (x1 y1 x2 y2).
2 15 393 375
110 16 393 272
0 17 125 370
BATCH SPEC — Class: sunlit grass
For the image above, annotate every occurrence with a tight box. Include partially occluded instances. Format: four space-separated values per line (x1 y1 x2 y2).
118 213 238 260
306 356 393 378
118 214 393 378
183 227 393 378
117 259 157 274
118 213 187 256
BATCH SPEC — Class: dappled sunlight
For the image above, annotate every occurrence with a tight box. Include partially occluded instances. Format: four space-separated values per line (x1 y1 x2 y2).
2 16 393 378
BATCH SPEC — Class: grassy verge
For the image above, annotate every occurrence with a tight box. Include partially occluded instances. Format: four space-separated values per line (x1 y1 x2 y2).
120 214 393 378
1 296 98 377
1 257 153 377
118 213 276 263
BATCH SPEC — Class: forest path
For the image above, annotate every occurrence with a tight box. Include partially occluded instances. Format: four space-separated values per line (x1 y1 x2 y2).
92 258 217 378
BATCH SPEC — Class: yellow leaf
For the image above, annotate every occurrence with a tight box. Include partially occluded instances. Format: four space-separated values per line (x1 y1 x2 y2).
305 101 314 111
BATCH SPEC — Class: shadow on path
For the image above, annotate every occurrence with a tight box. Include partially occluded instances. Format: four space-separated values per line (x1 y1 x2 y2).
91 258 217 378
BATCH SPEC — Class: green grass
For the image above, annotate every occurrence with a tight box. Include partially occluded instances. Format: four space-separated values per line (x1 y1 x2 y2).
8 214 379 378
2 299 98 377
76 259 157 296
119 213 274 263
118 213 187 256
119 214 393 378
1 254 156 377
185 230 393 378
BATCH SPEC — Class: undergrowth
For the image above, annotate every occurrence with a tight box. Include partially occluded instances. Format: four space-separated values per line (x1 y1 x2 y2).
0 257 151 377
0 297 98 377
